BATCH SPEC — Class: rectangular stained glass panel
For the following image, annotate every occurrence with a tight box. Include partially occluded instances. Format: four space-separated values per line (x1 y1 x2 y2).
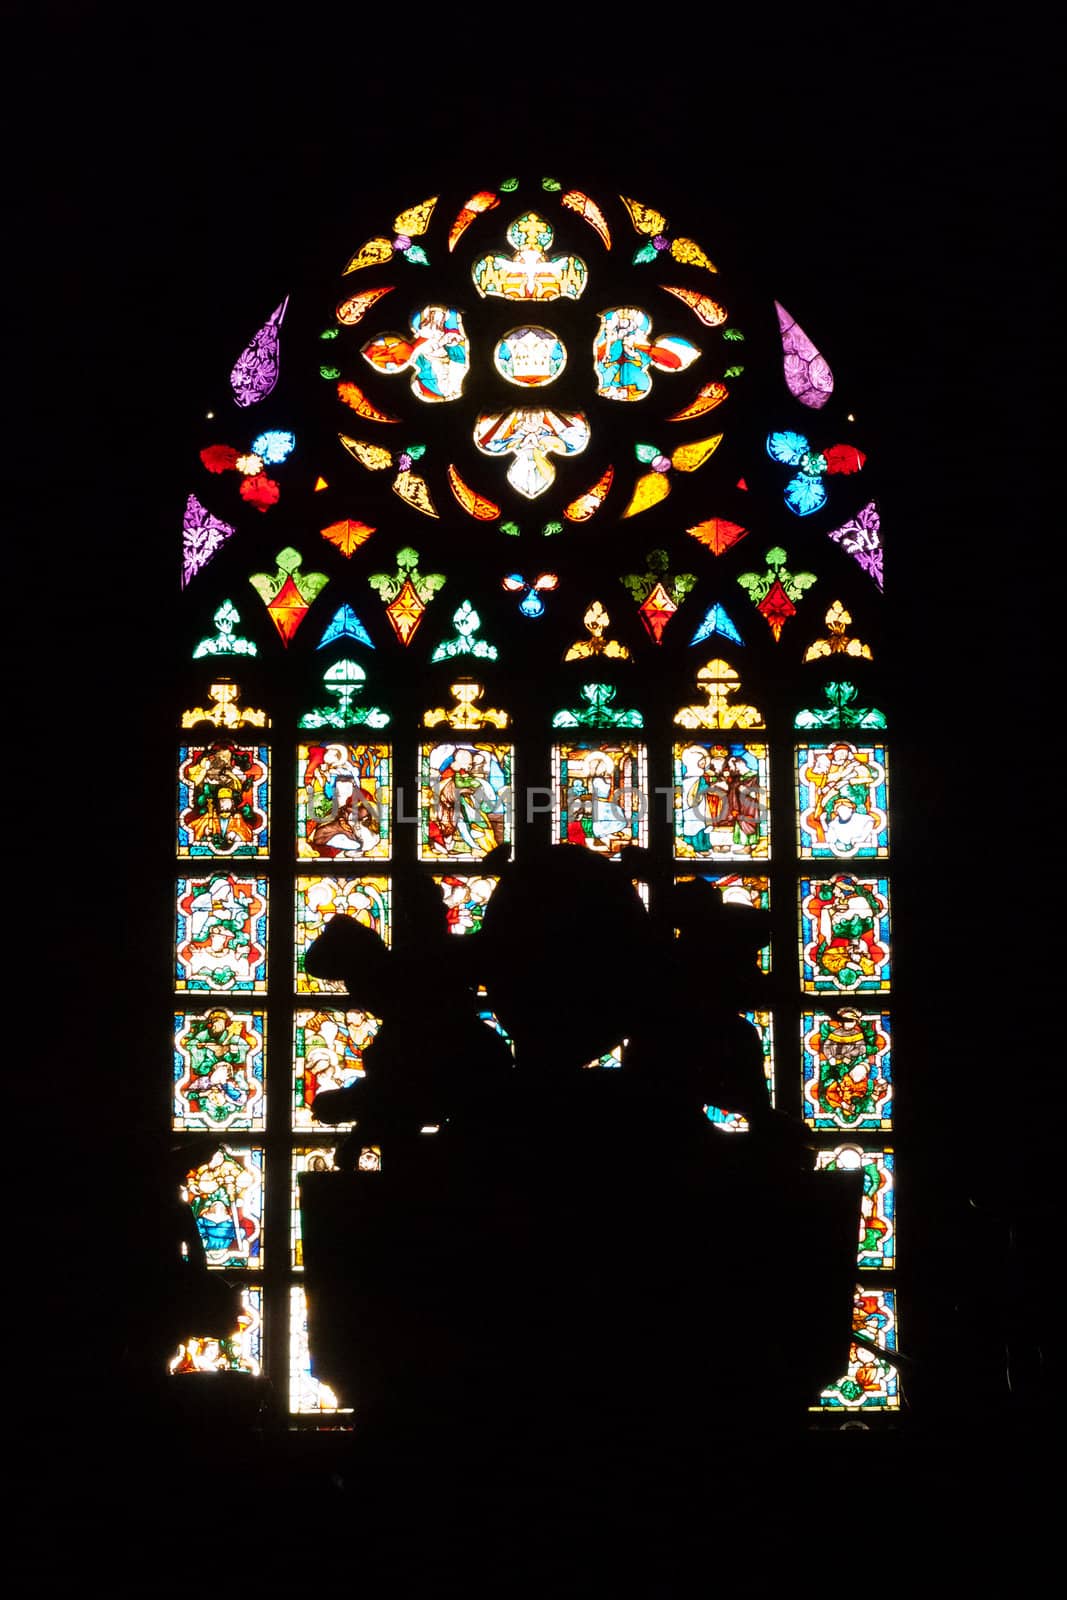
433 873 500 933
817 1288 900 1410
169 1285 263 1375
296 742 392 860
418 742 514 862
181 1145 264 1269
802 1010 892 1131
178 742 269 858
814 1145 895 1269
293 1008 381 1130
799 875 891 993
290 1285 352 1414
175 875 267 993
173 1008 266 1131
676 874 771 972
552 740 649 854
673 741 770 860
294 877 391 994
795 741 889 859
704 1010 775 1131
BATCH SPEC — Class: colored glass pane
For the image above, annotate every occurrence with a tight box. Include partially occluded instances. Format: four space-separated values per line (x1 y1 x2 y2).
169 1286 263 1376
800 875 891 993
294 877 391 994
175 875 267 993
673 742 769 861
552 741 649 854
293 1008 381 1130
814 1146 896 1269
796 742 889 858
289 1286 352 1415
802 1009 893 1131
178 743 268 858
296 743 391 861
433 874 500 933
418 743 514 862
817 1289 899 1410
181 1145 264 1269
173 1008 266 1131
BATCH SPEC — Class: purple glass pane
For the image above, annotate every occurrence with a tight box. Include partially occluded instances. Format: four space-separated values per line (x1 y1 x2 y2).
182 493 236 588
826 500 884 590
775 302 834 409
230 296 289 408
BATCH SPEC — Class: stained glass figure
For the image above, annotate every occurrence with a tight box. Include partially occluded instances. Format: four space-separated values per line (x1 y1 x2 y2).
676 874 771 971
289 1286 352 1414
230 296 289 407
293 1009 381 1129
170 1286 262 1376
593 308 699 401
178 742 268 858
802 1009 892 1131
564 465 614 521
418 743 514 861
687 517 747 555
449 189 500 251
447 465 500 520
291 1148 338 1268
553 683 642 729
800 875 891 993
175 874 267 993
502 572 559 617
368 547 445 645
553 740 649 854
472 212 587 300
796 742 889 858
295 877 391 994
342 196 436 272
795 681 887 731
564 601 630 661
320 518 376 558
424 680 509 731
814 1146 895 1269
182 493 235 587
690 603 743 647
704 1013 775 1130
494 325 567 387
297 743 391 860
317 605 374 651
298 661 389 730
181 1146 264 1268
182 679 268 731
621 436 723 517
826 500 884 589
193 599 257 659
766 430 866 516
335 285 394 325
362 306 470 403
620 195 716 271
173 1008 265 1130
673 742 769 860
339 436 439 517
433 874 499 934
431 600 499 663
736 547 817 642
774 302 834 409
475 408 590 498
674 659 764 730
804 600 872 661
249 548 329 645
620 550 696 643
818 1289 899 1410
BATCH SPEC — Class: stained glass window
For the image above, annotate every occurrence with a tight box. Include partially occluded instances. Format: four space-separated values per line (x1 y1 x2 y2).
170 176 897 1425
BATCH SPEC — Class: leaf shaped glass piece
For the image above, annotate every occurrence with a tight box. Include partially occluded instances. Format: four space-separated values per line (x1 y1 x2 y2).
687 518 748 555
621 471 671 518
669 382 729 422
337 383 400 423
250 430 295 465
690 604 743 646
767 430 809 467
201 444 241 474
393 470 439 517
659 285 727 326
394 197 437 235
620 195 667 236
632 242 659 264
402 244 430 266
670 237 717 272
320 519 376 558
343 237 394 275
182 493 235 588
785 473 827 516
561 190 611 248
447 464 500 520
635 442 660 464
564 465 614 522
336 286 395 326
339 435 393 472
230 297 288 408
240 474 280 511
826 501 884 589
671 435 723 472
449 191 499 251
823 444 866 476
318 605 375 650
775 301 834 408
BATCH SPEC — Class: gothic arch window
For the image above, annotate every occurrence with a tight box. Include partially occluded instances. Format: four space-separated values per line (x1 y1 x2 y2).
170 178 898 1416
